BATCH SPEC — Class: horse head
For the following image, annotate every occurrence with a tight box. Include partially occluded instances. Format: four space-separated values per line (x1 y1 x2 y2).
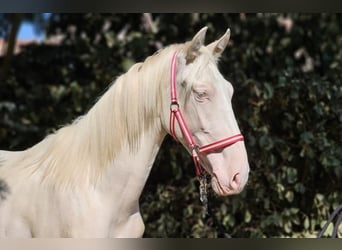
166 27 250 196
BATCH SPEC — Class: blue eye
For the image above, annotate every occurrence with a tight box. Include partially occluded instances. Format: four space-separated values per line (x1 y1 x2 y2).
197 92 206 98
194 91 208 102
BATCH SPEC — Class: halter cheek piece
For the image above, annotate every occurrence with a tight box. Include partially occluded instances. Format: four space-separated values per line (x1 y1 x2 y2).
169 52 244 176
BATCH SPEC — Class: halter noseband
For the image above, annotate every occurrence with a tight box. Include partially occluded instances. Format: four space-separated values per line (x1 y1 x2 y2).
169 52 244 176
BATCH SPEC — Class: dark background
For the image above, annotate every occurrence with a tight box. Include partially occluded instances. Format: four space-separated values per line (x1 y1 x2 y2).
0 13 341 237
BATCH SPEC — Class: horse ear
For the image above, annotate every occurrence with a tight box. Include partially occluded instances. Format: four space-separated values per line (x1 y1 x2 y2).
185 26 208 64
207 28 231 59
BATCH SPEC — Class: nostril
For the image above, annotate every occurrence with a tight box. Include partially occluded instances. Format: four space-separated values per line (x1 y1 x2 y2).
230 173 241 190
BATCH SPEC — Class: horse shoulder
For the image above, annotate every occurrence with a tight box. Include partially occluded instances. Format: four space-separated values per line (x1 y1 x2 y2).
0 150 17 202
0 150 25 167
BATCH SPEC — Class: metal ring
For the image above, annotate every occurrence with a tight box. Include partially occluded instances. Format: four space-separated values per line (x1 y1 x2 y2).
170 101 179 112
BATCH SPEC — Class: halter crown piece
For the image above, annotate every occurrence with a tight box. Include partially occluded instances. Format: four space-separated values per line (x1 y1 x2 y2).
169 52 244 177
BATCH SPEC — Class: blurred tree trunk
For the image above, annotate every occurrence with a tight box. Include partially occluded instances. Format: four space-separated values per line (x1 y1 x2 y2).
0 13 23 80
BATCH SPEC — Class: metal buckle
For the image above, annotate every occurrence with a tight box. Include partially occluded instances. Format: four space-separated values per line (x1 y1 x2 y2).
170 101 179 112
191 144 200 157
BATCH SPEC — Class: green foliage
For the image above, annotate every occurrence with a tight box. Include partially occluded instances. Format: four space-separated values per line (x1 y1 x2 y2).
0 14 341 237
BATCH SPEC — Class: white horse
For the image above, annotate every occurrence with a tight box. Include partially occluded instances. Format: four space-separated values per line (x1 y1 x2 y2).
0 27 249 237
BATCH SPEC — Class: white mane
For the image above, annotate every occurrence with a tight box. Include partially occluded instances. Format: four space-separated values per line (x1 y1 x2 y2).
1 43 218 190
4 45 182 188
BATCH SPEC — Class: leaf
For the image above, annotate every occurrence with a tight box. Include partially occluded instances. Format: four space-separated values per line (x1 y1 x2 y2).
286 167 298 184
278 75 286 86
315 193 324 202
263 82 274 99
121 58 136 71
220 203 227 215
294 183 306 194
245 210 252 223
276 183 285 193
320 221 334 237
104 31 115 48
289 207 299 214
304 216 310 230
264 198 270 210
284 221 292 234
285 190 294 203
300 131 314 144
258 135 274 151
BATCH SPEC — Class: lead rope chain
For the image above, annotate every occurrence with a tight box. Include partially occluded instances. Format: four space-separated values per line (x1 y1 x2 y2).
199 174 209 216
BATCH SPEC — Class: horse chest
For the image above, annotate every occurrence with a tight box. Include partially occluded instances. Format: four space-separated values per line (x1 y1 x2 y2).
1 180 140 237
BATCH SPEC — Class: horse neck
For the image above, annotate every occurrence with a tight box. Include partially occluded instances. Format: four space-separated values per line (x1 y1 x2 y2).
74 61 169 203
23 55 171 191
91 50 179 202
97 125 165 207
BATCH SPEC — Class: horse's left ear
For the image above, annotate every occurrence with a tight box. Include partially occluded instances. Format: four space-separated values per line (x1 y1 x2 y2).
185 26 208 64
207 28 231 59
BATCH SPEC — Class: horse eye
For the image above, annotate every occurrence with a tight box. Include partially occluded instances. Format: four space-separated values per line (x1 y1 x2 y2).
197 92 206 98
195 91 208 101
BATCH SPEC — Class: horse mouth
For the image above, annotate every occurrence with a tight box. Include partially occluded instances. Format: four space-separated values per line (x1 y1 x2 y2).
211 175 229 196
211 174 242 196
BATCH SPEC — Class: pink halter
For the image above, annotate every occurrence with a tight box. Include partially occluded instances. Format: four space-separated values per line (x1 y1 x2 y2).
169 52 244 176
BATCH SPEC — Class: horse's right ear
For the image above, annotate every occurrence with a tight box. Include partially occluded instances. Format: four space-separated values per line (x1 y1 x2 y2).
185 26 208 64
206 28 231 59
